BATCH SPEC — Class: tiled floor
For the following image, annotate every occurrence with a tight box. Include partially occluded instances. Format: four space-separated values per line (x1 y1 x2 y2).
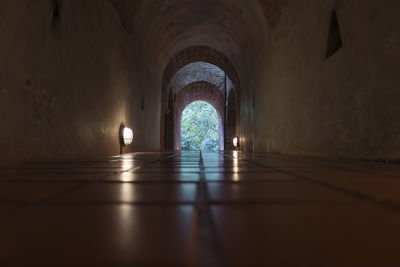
1 151 400 266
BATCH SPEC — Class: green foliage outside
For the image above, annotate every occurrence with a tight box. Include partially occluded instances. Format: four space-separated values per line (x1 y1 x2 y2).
181 101 219 151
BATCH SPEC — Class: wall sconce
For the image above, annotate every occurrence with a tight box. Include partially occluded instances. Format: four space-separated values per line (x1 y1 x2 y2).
233 137 238 148
119 124 133 153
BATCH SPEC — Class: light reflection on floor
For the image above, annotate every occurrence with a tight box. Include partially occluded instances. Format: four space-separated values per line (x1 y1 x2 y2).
0 151 400 266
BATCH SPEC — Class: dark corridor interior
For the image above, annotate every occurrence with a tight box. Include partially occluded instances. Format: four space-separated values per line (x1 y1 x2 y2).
0 0 399 266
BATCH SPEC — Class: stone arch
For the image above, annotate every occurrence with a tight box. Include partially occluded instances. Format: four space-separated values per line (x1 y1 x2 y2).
170 62 226 94
160 46 241 149
174 81 224 150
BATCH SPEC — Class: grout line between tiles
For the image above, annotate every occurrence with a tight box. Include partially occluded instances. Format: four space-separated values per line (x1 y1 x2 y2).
195 151 225 267
223 152 400 213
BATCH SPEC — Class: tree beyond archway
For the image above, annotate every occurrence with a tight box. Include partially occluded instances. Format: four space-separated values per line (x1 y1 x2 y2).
181 101 219 151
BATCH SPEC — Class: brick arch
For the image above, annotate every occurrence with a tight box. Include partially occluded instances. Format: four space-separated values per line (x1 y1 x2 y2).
160 46 241 149
170 62 225 94
174 81 224 150
162 46 241 94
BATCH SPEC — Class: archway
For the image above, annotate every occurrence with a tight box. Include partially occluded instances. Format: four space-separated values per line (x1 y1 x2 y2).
180 101 222 151
160 46 241 150
174 81 225 150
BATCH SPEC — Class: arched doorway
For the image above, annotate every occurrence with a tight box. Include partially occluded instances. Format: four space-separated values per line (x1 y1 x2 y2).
160 46 241 151
174 81 225 150
180 101 222 151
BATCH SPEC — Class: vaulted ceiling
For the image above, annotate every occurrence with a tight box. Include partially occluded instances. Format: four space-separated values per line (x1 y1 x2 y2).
169 62 225 94
109 0 276 83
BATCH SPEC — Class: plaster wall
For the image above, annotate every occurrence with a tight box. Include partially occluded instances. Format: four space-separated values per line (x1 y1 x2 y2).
0 0 160 163
244 0 400 160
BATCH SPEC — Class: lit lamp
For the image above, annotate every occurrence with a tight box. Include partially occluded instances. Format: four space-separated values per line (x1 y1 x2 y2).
119 124 133 153
233 137 238 149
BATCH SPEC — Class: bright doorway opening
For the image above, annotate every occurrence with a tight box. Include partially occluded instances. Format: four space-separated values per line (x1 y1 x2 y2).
180 101 220 151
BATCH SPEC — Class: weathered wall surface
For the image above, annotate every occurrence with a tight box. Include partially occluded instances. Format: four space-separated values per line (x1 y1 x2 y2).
0 0 160 163
244 0 400 160
2 0 399 162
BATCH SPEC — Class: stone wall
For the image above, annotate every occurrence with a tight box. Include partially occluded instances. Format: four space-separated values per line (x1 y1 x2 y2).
244 0 400 160
1 0 398 162
0 0 160 163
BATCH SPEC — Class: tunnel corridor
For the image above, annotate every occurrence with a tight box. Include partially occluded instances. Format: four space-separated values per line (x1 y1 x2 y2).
0 0 400 266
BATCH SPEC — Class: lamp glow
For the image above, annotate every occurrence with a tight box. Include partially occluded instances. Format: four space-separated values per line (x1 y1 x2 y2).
123 127 133 146
233 137 238 148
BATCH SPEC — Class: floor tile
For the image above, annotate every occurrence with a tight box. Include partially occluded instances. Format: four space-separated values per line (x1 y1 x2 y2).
0 182 82 204
0 205 195 266
212 204 400 266
207 181 361 203
50 183 197 204
204 171 299 181
110 172 201 182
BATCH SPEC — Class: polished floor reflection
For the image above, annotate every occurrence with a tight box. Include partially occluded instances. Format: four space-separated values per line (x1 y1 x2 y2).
0 151 400 266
